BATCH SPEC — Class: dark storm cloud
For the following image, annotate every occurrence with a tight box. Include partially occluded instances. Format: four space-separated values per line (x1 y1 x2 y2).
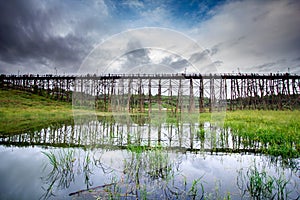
248 59 290 73
208 35 245 57
119 38 152 70
1 0 299 74
161 56 190 70
115 45 191 73
0 0 92 73
209 44 220 56
292 57 300 62
125 48 151 67
213 60 223 67
189 49 210 63
252 10 270 22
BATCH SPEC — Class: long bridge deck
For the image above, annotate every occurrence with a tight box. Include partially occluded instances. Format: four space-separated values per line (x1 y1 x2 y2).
1 73 299 79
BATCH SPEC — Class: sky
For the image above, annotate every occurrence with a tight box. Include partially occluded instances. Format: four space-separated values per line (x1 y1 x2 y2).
0 0 299 75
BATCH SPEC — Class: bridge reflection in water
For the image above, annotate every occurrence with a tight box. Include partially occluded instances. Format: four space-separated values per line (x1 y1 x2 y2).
1 115 261 154
0 115 299 199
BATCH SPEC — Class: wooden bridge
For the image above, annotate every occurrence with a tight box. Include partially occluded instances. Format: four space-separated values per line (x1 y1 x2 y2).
1 73 300 111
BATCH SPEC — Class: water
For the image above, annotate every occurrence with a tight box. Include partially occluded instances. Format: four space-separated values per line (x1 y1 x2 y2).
0 116 299 199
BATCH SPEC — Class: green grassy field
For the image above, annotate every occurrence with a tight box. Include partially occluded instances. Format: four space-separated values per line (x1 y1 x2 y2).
0 89 74 134
0 89 299 157
224 110 300 157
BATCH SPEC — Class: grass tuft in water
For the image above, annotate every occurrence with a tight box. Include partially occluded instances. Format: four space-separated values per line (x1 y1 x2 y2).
237 161 293 200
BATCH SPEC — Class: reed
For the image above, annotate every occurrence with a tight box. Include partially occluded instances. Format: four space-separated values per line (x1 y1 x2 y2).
188 178 204 199
237 161 292 200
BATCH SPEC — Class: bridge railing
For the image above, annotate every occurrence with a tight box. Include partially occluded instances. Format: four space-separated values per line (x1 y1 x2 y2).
1 73 299 79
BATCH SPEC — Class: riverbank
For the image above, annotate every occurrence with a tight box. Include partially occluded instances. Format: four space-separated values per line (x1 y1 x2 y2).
0 89 74 134
0 89 151 134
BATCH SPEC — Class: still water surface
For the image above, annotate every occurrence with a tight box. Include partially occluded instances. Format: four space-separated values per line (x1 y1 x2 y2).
0 116 299 199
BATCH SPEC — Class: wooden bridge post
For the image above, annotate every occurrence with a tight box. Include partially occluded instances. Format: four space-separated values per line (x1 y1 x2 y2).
158 79 162 111
209 75 214 112
176 78 182 113
127 79 132 112
119 79 124 112
199 78 204 112
189 78 195 113
109 79 115 112
148 78 152 114
168 79 173 113
219 78 223 112
224 78 228 109
230 78 233 111
258 79 264 109
252 78 258 109
274 78 280 109
138 78 144 112
292 78 296 95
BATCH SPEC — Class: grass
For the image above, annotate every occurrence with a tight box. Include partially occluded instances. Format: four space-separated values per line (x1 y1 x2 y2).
0 89 117 135
41 149 76 199
224 110 300 158
237 161 292 200
0 89 74 135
